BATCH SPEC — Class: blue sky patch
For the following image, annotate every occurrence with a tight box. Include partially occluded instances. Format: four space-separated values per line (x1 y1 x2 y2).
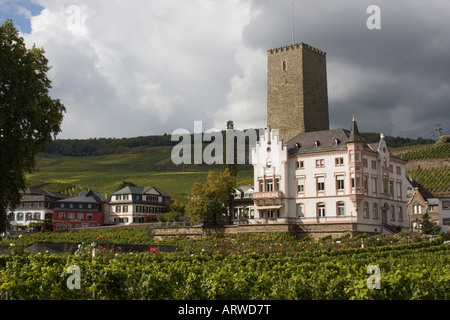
0 0 44 34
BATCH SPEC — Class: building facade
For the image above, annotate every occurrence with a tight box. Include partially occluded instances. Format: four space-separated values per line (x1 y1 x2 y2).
230 185 255 221
52 190 106 231
406 182 439 231
109 186 171 224
251 118 410 235
6 186 67 231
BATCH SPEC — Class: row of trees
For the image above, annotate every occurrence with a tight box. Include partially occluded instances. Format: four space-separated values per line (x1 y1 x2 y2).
42 134 176 156
43 131 437 158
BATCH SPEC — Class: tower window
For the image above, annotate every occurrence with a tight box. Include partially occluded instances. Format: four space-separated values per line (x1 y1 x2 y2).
282 61 287 71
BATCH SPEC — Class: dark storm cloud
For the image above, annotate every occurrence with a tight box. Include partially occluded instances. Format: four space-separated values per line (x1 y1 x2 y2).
242 0 450 138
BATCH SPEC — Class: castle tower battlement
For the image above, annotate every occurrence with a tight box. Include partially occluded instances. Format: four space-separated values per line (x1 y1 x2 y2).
268 42 326 56
267 42 329 142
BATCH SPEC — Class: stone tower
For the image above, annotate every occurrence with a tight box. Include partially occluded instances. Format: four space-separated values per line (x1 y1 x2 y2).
267 42 330 142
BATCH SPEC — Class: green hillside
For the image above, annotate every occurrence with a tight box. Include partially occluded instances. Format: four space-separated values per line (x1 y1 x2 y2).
27 135 449 201
406 167 450 198
27 147 253 201
392 143 450 161
391 137 450 197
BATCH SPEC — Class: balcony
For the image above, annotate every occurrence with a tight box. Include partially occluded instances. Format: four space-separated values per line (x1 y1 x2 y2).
252 191 283 200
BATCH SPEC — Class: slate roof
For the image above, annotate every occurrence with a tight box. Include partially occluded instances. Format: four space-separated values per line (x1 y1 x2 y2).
286 129 377 156
347 117 365 143
112 186 145 195
24 185 68 200
286 119 379 156
407 178 435 200
112 186 171 198
58 190 104 203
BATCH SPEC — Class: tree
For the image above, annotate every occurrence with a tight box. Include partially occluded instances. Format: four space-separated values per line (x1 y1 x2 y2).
186 168 236 225
0 20 66 232
420 212 440 235
158 199 187 222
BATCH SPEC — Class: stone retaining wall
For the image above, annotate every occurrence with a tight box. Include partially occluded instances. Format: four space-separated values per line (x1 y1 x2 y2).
151 222 360 240
81 222 368 240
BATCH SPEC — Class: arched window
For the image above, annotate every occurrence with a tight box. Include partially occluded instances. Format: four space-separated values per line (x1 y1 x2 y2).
413 203 422 214
363 202 369 218
282 60 287 71
266 158 272 168
317 203 326 218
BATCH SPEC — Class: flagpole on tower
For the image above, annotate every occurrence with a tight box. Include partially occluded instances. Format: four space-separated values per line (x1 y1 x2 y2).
292 2 295 44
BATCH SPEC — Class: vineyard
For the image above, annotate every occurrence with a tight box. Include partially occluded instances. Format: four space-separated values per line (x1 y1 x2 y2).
1 230 449 300
390 140 450 197
407 167 450 197
26 152 253 200
393 140 450 161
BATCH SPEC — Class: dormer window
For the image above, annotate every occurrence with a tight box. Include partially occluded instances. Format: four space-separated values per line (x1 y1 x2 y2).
334 138 340 145
314 140 320 147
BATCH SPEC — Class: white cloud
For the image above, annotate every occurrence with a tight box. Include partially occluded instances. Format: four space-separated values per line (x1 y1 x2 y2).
15 0 450 139
21 0 257 138
17 6 32 19
212 45 266 131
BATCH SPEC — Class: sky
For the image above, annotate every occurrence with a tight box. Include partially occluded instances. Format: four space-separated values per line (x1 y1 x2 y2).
1 0 449 140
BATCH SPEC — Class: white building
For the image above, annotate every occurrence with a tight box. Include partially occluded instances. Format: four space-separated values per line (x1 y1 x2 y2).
109 186 171 224
6 186 67 231
251 117 410 235
231 185 255 220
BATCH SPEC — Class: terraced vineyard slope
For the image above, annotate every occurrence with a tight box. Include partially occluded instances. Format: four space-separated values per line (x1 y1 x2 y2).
392 136 450 197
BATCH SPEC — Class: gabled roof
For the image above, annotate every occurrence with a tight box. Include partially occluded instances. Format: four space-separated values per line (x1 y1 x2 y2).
23 185 68 199
407 178 435 204
59 190 104 203
112 186 171 198
112 186 145 195
235 185 254 193
143 186 171 198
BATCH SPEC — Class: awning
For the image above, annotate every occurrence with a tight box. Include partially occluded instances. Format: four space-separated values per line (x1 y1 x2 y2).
254 205 283 210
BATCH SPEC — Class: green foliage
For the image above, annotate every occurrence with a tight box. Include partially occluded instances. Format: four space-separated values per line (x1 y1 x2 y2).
186 169 236 225
158 199 187 222
1 228 154 247
43 134 177 156
395 144 450 161
407 167 450 197
1 232 448 300
361 133 434 148
26 151 253 201
420 213 440 235
0 20 65 232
